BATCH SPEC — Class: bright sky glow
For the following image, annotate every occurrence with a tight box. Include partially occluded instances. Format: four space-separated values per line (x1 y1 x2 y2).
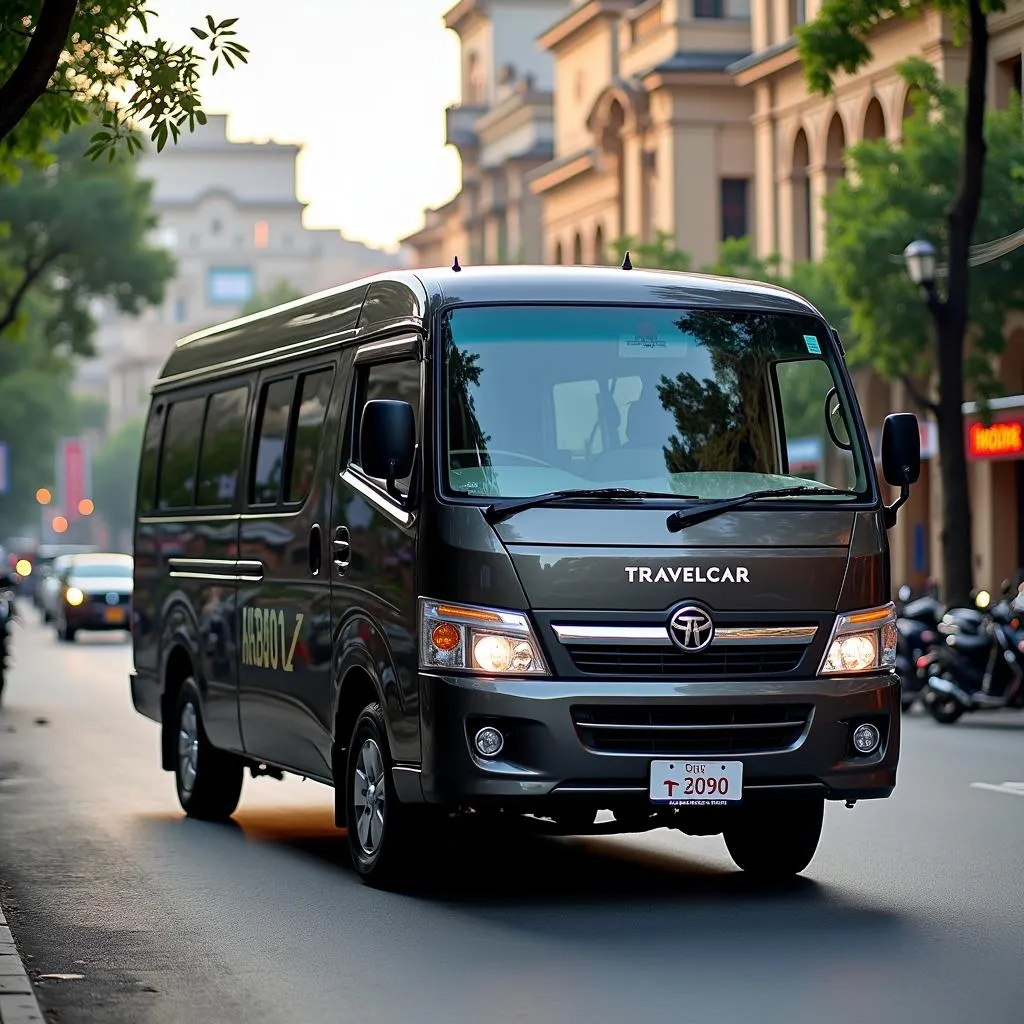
145 1 463 252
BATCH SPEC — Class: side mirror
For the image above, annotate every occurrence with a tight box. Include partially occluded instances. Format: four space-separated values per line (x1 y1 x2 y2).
881 412 920 528
359 399 416 501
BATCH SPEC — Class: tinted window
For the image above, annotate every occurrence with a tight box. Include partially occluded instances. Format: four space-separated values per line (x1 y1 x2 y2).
354 359 420 488
287 369 334 503
137 403 165 513
250 378 294 505
443 305 867 501
196 386 249 507
157 397 205 509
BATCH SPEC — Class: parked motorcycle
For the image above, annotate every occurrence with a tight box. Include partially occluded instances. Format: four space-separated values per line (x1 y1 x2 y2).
0 569 15 706
893 584 979 711
921 583 1024 723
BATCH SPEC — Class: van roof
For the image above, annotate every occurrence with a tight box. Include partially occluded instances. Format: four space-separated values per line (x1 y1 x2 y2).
154 264 823 388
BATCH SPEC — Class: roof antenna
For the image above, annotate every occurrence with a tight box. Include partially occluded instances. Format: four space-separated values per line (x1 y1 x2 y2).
621 250 632 270
452 255 462 272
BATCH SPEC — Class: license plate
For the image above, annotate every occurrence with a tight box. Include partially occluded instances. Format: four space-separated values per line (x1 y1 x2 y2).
104 607 125 624
649 759 743 806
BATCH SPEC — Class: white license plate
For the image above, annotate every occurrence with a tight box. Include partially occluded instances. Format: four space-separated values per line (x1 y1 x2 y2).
649 759 743 806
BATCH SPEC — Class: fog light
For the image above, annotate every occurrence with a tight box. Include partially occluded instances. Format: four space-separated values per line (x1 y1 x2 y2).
474 726 504 757
852 722 881 754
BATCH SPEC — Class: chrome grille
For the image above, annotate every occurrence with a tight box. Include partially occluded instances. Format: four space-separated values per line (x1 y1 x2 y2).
550 622 817 679
572 703 812 756
566 643 806 677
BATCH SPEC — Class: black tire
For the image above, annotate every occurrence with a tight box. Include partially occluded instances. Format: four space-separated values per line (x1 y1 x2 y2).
723 796 824 879
344 701 421 888
924 690 965 724
173 680 243 821
57 619 76 642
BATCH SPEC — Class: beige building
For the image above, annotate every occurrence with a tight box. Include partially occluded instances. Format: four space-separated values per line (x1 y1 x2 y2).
80 114 403 431
401 0 571 268
531 0 755 268
732 1 1024 595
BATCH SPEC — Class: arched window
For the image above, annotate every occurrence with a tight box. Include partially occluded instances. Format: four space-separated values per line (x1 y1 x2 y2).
554 241 563 265
791 128 811 262
573 233 583 265
863 97 886 142
594 224 605 264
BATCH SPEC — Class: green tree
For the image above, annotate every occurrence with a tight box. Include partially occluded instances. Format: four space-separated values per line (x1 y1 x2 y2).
799 0 1008 605
0 3 247 170
240 279 303 316
0 123 175 340
92 416 145 542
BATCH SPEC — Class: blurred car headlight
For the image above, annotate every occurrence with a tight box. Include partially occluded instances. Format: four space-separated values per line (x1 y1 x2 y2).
819 603 897 675
65 587 85 607
420 599 548 676
15 559 31 577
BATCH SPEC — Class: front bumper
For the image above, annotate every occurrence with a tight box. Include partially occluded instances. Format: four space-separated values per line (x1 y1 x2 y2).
65 603 131 631
405 672 900 809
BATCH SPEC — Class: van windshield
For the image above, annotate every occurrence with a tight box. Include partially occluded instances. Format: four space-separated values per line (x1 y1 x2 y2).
442 304 870 502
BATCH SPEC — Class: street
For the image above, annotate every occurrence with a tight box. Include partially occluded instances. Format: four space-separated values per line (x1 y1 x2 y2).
0 611 1022 1024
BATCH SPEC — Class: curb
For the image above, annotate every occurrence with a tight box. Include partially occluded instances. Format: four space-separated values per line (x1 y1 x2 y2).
0 903 43 1024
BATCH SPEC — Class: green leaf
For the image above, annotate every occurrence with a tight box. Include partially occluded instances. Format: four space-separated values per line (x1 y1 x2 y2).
191 27 209 40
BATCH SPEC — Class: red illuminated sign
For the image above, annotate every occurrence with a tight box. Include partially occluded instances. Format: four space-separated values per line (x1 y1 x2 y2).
967 420 1024 460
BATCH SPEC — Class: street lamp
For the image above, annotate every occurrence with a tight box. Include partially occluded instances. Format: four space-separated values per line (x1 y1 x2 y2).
903 238 937 294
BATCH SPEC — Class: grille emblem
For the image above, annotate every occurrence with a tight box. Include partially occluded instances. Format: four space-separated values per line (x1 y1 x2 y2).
105 592 120 606
668 604 715 652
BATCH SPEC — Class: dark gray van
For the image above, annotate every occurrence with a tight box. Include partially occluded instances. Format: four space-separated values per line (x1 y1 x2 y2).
130 264 921 886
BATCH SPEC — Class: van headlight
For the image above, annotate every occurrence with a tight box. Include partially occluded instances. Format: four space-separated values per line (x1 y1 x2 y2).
420 599 549 676
819 603 897 675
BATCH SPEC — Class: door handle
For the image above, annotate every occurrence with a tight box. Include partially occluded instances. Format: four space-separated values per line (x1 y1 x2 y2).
333 526 351 573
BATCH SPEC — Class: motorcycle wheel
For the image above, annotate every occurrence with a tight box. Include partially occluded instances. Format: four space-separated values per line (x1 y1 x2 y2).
924 688 965 724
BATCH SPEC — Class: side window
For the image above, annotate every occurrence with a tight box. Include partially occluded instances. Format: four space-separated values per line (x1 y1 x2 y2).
352 358 420 489
287 368 334 504
137 403 165 513
250 377 295 506
196 386 249 507
157 396 206 510
776 360 855 488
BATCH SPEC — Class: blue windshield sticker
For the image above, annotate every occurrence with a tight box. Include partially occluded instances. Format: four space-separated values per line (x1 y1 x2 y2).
803 335 822 355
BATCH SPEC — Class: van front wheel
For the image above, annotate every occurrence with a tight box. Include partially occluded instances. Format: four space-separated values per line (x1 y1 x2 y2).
723 796 824 879
345 702 421 888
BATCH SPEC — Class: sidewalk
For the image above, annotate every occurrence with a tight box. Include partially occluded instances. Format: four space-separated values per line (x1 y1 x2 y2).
0 902 43 1024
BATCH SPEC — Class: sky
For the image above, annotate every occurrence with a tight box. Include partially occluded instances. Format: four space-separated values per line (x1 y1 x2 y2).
147 1 463 252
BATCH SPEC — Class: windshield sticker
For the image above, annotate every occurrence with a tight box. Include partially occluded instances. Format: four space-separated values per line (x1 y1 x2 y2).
619 328 684 358
803 335 822 355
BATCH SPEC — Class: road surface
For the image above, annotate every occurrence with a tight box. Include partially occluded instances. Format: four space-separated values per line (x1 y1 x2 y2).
1 611 1022 1024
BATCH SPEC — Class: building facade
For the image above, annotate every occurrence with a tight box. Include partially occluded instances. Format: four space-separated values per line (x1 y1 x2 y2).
401 0 571 268
732 0 1024 595
79 114 403 430
530 0 755 268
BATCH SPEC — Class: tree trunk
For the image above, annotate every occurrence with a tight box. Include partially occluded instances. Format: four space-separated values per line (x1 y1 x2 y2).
932 0 989 606
0 0 79 144
935 318 974 605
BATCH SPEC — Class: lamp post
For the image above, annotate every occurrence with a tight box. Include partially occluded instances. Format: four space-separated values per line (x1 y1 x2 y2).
903 238 938 302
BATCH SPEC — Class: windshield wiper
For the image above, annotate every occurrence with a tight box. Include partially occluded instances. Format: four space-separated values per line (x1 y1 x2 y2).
665 485 861 533
484 488 699 524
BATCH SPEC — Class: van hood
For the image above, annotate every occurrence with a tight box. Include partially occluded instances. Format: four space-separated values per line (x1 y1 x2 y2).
492 507 868 613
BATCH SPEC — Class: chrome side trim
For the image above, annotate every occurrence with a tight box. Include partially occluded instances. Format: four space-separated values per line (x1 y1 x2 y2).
550 624 818 647
340 468 413 528
167 558 265 582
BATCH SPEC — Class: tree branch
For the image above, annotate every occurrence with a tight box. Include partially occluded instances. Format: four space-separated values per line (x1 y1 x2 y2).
899 373 939 417
0 251 62 337
0 0 80 144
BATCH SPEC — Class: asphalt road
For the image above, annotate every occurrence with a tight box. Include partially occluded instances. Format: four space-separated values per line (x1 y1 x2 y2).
1 611 1022 1024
